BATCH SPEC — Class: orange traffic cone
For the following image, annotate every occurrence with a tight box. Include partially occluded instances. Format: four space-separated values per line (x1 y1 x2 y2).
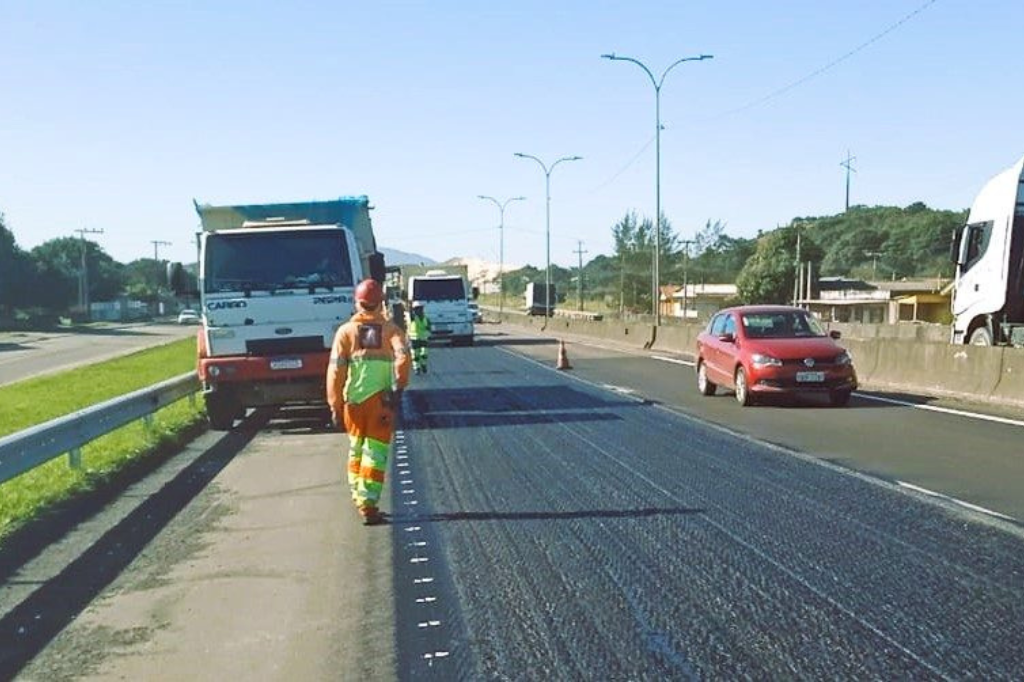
556 339 572 370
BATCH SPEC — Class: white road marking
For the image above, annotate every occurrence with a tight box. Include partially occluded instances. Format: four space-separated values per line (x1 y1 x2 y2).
405 526 422 532
410 556 429 564
417 620 442 628
651 355 694 367
408 541 428 548
416 596 438 604
602 384 636 395
856 393 1024 427
404 500 419 506
402 489 416 495
401 479 414 485
414 577 434 584
897 480 1016 521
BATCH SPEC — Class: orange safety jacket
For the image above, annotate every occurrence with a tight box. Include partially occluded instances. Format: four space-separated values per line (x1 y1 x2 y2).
326 309 411 415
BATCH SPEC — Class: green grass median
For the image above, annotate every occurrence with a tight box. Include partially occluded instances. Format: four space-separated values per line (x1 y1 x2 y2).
0 338 205 544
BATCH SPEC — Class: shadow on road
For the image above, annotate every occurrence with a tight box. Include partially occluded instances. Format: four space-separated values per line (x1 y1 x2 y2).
0 412 268 679
402 384 636 430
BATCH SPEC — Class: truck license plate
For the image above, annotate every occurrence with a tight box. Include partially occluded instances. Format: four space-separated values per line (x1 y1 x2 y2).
270 358 303 370
796 371 825 383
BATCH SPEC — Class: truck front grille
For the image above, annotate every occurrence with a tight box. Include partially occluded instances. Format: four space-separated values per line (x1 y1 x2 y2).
246 336 325 356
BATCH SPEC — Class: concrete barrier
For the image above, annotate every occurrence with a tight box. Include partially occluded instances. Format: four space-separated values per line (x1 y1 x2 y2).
990 348 1024 405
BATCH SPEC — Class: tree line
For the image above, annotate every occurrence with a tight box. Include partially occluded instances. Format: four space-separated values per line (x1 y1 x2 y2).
2 201 966 321
498 202 965 313
0 213 171 320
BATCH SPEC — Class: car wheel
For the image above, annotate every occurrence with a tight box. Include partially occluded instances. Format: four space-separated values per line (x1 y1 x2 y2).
205 392 238 431
829 390 852 407
697 361 717 396
969 326 993 346
734 367 753 406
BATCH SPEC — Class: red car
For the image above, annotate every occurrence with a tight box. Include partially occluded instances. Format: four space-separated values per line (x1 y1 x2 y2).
695 305 858 407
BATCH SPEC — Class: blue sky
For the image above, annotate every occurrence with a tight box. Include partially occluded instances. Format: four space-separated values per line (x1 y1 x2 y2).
1 1 1021 270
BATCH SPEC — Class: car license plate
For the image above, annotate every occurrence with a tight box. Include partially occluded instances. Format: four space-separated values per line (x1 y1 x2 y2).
270 358 303 370
796 371 825 383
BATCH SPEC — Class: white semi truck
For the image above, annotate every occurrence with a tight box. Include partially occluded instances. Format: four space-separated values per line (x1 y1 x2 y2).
406 267 475 346
950 155 1024 346
170 197 385 429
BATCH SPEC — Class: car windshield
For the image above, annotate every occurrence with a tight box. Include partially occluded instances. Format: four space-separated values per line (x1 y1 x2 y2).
741 311 826 338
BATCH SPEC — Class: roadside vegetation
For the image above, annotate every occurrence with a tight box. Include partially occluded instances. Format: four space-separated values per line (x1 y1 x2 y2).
0 338 204 544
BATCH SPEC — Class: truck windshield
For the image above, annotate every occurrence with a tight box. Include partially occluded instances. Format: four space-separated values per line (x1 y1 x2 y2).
205 230 352 293
412 279 465 301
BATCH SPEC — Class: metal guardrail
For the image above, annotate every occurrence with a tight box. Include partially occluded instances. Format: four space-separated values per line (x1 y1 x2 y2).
0 372 199 486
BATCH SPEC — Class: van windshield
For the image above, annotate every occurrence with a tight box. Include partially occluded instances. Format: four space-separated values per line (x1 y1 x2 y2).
412 278 465 301
205 229 352 293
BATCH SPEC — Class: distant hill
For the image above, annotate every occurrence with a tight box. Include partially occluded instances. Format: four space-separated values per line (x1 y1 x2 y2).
380 247 436 266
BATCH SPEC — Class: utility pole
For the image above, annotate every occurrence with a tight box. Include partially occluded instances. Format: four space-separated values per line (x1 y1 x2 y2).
151 240 172 261
680 239 694 319
792 226 802 306
864 250 883 281
840 151 857 212
573 240 588 311
74 228 104 318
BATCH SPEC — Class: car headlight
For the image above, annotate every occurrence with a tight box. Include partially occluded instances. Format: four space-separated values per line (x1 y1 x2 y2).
751 353 783 368
834 351 853 366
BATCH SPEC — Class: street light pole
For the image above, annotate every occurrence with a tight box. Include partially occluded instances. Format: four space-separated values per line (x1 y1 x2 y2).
514 153 582 326
477 195 525 318
602 52 712 326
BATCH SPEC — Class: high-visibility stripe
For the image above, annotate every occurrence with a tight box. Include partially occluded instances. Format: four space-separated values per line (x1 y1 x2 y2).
360 467 386 483
331 356 349 367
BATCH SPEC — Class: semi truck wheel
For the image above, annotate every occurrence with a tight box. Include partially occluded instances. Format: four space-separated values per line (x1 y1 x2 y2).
969 327 993 346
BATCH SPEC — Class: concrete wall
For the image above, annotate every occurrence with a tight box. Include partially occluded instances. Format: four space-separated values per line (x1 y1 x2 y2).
493 312 1024 408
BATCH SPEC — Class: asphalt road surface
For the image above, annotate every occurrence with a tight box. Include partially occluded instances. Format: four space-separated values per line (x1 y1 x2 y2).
0 323 196 386
2 326 1022 680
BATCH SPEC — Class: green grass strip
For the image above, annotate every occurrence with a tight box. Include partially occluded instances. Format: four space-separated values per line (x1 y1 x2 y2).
0 338 197 437
0 338 205 544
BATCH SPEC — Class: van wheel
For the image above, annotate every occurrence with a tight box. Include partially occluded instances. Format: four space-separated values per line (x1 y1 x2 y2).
697 361 716 396
205 392 238 431
734 367 753 406
969 327 993 346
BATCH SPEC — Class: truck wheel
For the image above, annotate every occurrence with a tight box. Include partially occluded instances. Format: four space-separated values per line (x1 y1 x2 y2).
969 327 993 346
205 392 239 431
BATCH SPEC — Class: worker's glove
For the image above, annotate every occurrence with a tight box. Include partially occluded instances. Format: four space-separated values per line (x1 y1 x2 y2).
381 389 403 410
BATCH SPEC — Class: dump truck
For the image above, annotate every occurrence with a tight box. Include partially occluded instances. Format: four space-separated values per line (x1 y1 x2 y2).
525 282 556 316
950 155 1024 345
169 197 385 429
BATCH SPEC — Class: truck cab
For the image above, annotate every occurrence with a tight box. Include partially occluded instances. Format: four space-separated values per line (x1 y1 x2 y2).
950 155 1024 345
173 198 384 429
408 269 475 346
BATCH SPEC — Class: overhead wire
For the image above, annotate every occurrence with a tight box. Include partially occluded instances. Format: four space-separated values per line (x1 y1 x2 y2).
712 0 940 119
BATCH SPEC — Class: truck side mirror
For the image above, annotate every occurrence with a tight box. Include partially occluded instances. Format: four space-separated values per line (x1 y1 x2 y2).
949 227 964 264
368 252 386 283
471 286 479 300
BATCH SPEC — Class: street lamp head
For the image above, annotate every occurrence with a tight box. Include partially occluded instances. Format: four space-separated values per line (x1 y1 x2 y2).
600 53 616 60
699 54 714 60
513 152 527 158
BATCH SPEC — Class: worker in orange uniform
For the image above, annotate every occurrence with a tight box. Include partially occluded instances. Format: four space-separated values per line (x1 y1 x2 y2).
326 279 411 525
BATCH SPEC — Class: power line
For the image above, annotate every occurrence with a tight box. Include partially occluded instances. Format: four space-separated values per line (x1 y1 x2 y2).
713 0 939 119
591 133 657 193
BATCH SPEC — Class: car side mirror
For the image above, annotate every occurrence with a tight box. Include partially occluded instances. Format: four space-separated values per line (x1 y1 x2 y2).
718 332 735 343
829 330 841 340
